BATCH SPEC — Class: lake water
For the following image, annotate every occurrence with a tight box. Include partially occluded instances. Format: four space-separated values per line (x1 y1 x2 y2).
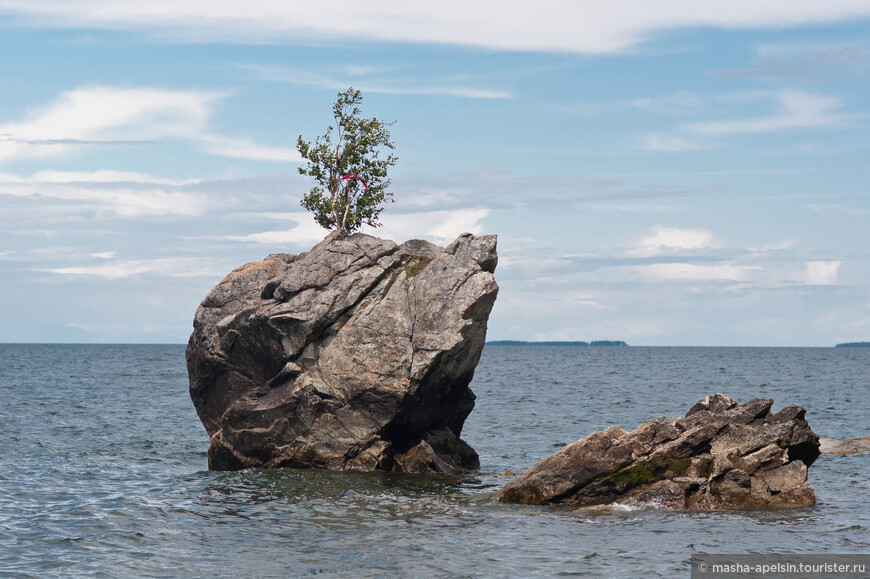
1 344 868 577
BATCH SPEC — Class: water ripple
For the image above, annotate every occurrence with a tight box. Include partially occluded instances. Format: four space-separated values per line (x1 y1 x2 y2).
1 344 868 576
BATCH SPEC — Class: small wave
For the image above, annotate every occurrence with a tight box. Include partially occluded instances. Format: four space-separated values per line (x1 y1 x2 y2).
834 524 864 532
572 501 651 515
609 502 645 512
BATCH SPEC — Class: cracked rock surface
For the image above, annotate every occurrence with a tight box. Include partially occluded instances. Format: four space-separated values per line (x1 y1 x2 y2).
495 394 820 510
186 232 498 473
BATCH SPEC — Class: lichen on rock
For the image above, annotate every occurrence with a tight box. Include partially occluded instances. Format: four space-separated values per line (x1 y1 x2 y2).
186 232 498 474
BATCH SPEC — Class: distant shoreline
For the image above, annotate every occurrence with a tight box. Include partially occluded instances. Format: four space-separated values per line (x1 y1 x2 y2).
486 340 629 347
835 342 870 348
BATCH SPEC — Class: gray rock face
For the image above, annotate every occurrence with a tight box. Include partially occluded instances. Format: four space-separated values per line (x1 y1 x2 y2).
495 394 820 510
186 232 498 473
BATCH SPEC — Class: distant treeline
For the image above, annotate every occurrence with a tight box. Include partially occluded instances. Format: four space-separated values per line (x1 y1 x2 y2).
835 342 870 348
486 340 629 347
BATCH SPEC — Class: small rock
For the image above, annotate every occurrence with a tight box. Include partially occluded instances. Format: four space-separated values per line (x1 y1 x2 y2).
819 436 870 455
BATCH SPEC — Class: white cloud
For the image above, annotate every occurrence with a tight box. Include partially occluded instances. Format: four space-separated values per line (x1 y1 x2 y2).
0 86 214 160
200 135 301 163
228 208 491 247
585 203 681 213
340 65 391 77
227 214 328 246
635 263 761 282
90 251 116 259
0 86 298 163
628 91 705 115
236 63 512 100
495 253 573 274
686 90 856 136
812 308 870 333
808 203 867 216
638 91 862 153
567 91 705 120
391 186 478 210
0 175 211 217
243 211 313 221
707 60 820 81
31 169 200 186
747 238 799 255
628 226 718 257
374 208 490 244
757 41 870 63
642 134 708 152
804 260 841 285
1 1 870 54
38 257 222 279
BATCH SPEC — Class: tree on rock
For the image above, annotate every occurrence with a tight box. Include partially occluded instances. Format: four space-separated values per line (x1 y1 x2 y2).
297 88 397 236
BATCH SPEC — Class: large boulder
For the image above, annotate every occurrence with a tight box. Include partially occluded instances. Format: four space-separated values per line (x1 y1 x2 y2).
186 232 498 473
495 394 820 509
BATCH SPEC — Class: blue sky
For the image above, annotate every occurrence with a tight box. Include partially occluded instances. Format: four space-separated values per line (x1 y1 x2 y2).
0 2 868 346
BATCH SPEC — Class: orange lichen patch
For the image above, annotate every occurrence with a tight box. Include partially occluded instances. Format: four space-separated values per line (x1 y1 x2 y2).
823 447 859 455
220 261 282 284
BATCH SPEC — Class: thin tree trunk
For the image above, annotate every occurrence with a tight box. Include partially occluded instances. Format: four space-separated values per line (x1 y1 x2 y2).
341 183 352 234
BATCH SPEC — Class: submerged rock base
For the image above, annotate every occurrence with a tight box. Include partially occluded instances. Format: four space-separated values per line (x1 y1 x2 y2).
819 436 870 455
186 232 498 474
496 394 820 510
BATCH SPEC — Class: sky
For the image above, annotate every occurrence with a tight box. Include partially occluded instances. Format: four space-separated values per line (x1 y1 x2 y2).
0 2 868 346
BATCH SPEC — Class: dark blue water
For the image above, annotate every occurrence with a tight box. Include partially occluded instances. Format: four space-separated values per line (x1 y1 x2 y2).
1 345 868 577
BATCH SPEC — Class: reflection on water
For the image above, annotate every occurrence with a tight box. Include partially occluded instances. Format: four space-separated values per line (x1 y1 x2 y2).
0 344 868 576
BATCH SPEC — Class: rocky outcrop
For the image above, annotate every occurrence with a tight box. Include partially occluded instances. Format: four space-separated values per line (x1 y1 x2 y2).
495 394 820 509
186 232 498 474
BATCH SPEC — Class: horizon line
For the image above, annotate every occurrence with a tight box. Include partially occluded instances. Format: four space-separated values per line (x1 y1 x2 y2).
0 341 864 348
